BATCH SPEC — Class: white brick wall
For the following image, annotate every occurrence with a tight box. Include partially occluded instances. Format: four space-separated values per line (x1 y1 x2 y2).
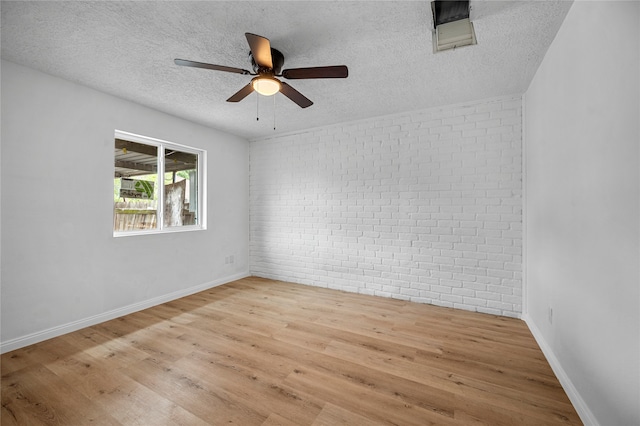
249 96 522 317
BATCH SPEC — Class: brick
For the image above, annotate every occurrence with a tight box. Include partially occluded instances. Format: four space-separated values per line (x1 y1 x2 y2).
441 294 464 304
452 287 476 297
476 291 502 301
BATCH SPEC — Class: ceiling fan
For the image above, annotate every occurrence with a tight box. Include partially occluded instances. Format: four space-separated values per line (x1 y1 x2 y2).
175 33 348 108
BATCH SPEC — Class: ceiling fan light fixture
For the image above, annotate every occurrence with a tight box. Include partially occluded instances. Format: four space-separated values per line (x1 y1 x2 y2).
252 76 281 96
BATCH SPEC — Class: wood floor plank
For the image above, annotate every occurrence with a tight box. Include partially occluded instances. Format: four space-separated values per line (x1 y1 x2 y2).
43 346 208 425
284 365 460 426
2 365 120 425
57 328 150 369
261 412 301 426
311 402 387 425
123 356 267 424
1 277 582 425
1 337 83 375
321 339 579 425
174 349 324 424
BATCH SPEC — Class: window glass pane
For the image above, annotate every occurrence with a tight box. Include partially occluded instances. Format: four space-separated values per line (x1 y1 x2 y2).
164 149 198 227
114 139 159 232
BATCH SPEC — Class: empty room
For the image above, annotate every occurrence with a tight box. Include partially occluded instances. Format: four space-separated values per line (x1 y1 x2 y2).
1 1 638 425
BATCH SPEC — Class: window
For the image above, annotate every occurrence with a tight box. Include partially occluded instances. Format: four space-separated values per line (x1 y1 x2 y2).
113 130 206 236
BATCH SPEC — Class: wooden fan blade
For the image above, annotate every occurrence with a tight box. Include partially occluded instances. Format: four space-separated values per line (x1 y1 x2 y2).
245 33 273 69
226 83 255 102
282 65 348 79
174 59 251 75
279 82 313 108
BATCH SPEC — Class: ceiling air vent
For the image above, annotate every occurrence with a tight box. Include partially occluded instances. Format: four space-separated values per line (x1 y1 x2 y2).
431 0 477 53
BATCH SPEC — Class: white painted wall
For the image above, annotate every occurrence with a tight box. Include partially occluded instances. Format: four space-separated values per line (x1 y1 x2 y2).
250 96 523 317
524 2 639 425
1 60 249 352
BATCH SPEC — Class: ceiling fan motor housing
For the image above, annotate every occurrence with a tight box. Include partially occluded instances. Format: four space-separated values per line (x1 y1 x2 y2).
251 48 284 75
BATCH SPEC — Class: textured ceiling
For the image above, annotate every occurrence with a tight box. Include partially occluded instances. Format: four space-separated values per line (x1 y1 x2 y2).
1 1 572 140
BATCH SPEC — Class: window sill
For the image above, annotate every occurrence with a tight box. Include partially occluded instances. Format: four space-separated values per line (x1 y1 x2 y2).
113 225 206 238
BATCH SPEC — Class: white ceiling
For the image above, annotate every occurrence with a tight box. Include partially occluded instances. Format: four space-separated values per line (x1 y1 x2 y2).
1 1 572 140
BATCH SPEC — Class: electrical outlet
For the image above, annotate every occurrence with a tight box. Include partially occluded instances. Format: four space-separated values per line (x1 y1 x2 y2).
548 307 553 324
229 255 234 264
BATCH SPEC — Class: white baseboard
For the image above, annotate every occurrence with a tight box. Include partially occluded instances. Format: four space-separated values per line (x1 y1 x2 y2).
522 314 599 426
0 271 250 354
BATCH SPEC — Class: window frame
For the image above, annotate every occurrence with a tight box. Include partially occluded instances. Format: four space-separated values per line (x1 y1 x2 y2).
113 130 207 237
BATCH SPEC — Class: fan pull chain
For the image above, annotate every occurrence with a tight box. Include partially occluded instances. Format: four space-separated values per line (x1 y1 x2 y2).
273 94 277 130
256 93 259 121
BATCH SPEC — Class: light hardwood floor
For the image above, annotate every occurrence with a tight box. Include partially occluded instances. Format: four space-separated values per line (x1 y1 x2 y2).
2 277 581 425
